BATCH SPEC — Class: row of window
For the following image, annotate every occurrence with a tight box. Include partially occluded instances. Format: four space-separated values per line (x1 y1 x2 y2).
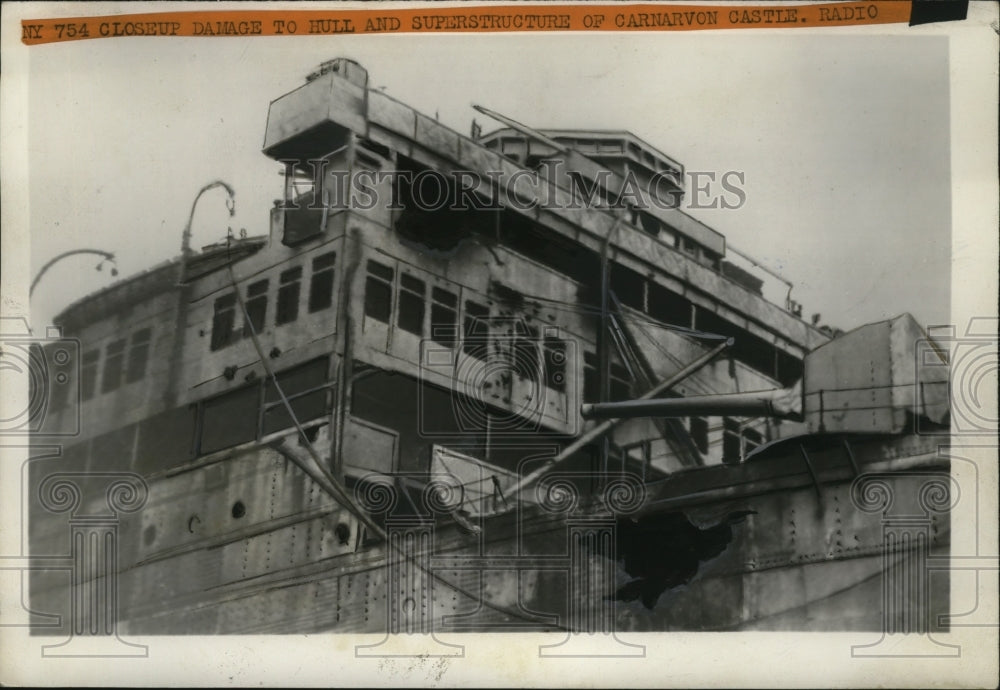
370 149 800 385
362 259 569 392
66 356 333 475
79 328 152 402
211 251 336 351
609 260 803 386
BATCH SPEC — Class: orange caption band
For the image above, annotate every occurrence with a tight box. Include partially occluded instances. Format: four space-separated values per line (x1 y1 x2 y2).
22 2 913 46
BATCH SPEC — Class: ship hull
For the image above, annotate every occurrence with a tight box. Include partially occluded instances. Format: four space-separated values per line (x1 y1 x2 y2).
27 431 949 636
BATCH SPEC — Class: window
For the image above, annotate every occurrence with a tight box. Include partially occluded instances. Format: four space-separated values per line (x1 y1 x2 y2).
199 384 261 455
543 337 567 392
101 339 126 393
512 326 540 383
397 273 426 336
276 267 302 325
430 287 458 348
583 352 598 402
722 417 741 464
742 426 764 456
263 357 331 434
462 300 490 360
243 280 269 338
682 237 700 258
583 352 631 401
694 308 785 381
690 417 709 455
609 361 631 402
777 350 804 387
135 405 196 474
125 328 152 383
624 440 652 479
90 426 137 471
211 294 237 351
81 350 99 401
610 262 647 312
364 260 393 323
308 251 336 313
648 282 691 327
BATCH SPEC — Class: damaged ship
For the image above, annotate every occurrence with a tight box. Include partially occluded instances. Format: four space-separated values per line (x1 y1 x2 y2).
25 58 953 644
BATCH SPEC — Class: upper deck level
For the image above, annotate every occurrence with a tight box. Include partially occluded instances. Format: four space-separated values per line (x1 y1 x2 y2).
262 59 825 354
41 57 831 478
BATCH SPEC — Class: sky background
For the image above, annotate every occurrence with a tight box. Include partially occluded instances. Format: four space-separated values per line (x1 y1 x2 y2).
26 30 952 333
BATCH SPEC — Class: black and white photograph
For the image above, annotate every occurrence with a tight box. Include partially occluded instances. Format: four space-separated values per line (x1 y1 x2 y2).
1 1 997 686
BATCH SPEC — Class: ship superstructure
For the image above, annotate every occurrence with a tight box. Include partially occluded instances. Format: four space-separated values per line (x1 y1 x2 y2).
27 58 950 636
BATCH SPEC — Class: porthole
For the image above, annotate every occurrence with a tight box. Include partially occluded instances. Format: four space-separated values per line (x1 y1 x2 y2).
334 522 351 545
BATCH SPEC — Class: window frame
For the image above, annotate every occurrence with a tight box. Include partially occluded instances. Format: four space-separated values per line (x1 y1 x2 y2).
211 293 238 351
363 260 395 325
125 328 152 384
308 251 337 314
242 279 270 338
276 266 303 326
100 338 127 394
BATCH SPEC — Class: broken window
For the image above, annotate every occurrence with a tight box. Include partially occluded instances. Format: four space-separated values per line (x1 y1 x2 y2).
648 282 691 327
611 261 647 312
430 287 458 348
623 440 652 479
742 426 764 456
609 361 631 402
689 417 709 455
543 337 567 392
393 155 486 252
776 350 804 387
462 300 490 360
682 237 701 259
81 350 99 401
583 351 631 401
243 279 269 338
364 260 393 323
583 351 598 402
512 326 540 383
125 328 152 384
351 370 489 473
199 384 261 455
498 210 601 287
101 339 126 393
397 273 426 336
286 161 317 207
638 211 661 237
697 309 780 381
263 356 331 435
308 251 336 313
276 267 302 326
722 417 741 464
